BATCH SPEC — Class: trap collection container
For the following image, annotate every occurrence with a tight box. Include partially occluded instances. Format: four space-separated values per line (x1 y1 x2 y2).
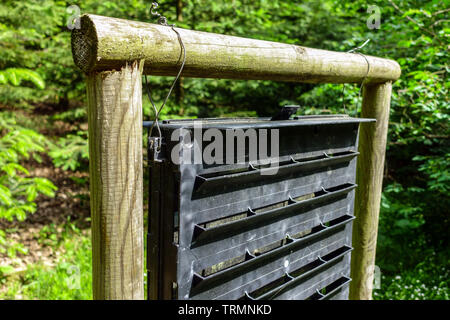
147 115 373 300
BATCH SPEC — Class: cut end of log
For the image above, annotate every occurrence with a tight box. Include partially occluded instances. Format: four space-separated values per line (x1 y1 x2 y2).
71 15 98 73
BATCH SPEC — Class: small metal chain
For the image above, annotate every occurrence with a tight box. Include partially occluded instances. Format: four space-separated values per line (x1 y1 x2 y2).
146 2 186 152
150 1 169 26
342 39 371 114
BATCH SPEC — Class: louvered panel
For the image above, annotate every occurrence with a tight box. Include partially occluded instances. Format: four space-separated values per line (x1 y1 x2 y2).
189 203 355 279
252 245 352 300
190 219 353 300
147 115 373 300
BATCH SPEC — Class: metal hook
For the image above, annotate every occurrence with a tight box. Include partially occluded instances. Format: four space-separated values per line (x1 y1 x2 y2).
285 272 294 280
245 249 255 260
288 196 297 204
285 233 295 243
244 291 256 300
319 221 328 229
315 288 324 297
249 163 258 171
321 186 329 194
247 207 256 216
150 2 158 13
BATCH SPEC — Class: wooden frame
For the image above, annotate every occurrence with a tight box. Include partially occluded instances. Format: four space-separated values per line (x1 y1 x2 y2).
71 14 401 300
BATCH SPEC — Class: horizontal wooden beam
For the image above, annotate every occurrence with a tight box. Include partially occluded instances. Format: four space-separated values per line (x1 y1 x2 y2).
72 14 401 84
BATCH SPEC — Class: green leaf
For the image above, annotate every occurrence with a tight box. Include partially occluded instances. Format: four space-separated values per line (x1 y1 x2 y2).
0 72 7 84
1 68 45 89
0 265 15 275
26 185 38 202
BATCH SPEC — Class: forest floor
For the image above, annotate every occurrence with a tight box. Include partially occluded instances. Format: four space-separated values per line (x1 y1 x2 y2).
0 158 92 299
0 156 90 271
0 107 93 299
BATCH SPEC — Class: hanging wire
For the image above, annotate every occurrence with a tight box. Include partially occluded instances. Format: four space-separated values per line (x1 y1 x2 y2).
146 2 186 151
342 39 371 114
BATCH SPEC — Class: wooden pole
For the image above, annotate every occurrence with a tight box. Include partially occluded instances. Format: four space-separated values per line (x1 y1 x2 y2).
86 60 144 300
350 81 392 300
72 14 400 84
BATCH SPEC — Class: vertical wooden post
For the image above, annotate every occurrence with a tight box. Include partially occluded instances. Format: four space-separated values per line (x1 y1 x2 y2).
350 81 392 300
86 60 144 300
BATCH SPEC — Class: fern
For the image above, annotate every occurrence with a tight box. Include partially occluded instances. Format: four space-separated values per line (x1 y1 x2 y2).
0 113 57 222
0 66 50 258
49 131 89 171
0 68 45 89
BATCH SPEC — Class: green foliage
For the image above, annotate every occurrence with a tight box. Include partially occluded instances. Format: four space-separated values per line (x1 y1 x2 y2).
0 0 84 105
0 225 92 300
0 230 28 260
0 0 448 299
0 113 57 221
0 112 57 257
51 107 87 122
374 252 449 300
0 68 45 89
49 131 89 171
0 62 56 258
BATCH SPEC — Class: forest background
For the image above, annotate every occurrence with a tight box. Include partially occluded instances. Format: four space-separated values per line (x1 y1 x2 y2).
0 0 448 299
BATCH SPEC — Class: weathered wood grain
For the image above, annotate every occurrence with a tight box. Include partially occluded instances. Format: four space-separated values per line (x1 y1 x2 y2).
86 60 144 300
350 81 392 300
72 14 401 84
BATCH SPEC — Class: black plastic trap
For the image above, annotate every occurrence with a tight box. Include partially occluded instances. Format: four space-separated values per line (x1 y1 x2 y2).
146 115 373 300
